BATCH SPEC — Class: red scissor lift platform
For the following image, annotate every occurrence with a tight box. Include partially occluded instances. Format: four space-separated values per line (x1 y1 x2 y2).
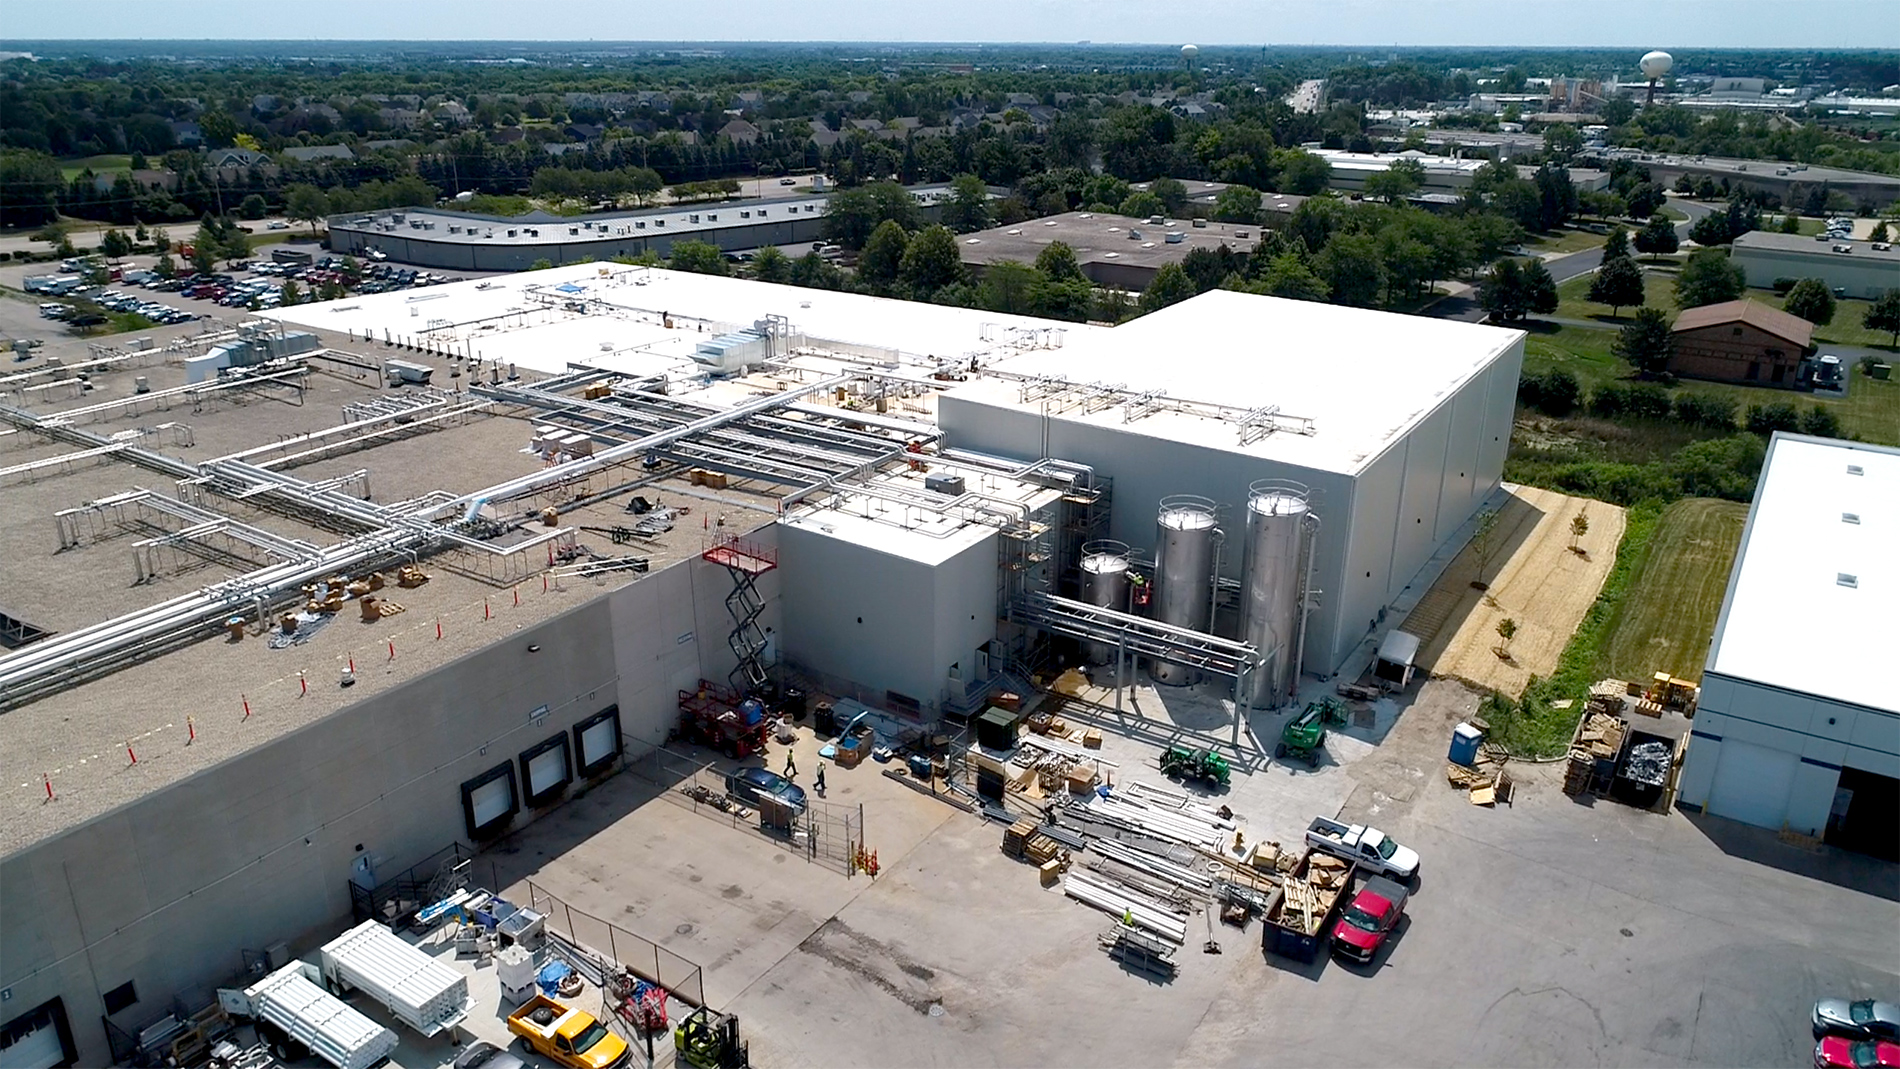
702 536 778 694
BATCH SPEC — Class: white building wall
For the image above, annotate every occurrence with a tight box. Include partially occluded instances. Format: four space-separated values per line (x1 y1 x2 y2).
932 532 1005 706
1677 672 1900 834
1732 245 1900 300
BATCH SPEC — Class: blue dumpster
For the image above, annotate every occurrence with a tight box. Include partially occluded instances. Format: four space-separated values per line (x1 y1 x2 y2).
1449 722 1484 767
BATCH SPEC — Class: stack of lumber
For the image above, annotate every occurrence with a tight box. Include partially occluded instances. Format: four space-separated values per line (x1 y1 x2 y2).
1081 792 1230 850
1574 712 1626 760
1088 839 1213 893
1276 877 1340 935
1563 752 1594 796
1062 872 1188 943
1003 819 1037 859
1305 853 1351 892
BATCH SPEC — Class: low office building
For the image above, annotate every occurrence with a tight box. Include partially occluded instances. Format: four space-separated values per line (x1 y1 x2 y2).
327 184 963 271
956 211 1266 289
1677 434 1898 859
1306 149 1609 194
1668 299 1816 388
1731 231 1900 300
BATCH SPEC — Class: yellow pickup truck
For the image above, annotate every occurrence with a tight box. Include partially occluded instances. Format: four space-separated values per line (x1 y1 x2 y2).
505 994 630 1069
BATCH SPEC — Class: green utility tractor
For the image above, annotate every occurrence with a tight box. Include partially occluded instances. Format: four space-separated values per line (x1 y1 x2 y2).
1160 744 1231 787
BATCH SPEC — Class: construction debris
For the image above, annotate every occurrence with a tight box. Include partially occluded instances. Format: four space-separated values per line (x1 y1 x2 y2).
1623 740 1672 786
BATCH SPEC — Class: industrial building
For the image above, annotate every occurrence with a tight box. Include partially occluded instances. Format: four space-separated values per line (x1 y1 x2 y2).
1676 434 1898 859
956 211 1268 289
326 184 964 271
1731 231 1900 301
0 265 1521 1067
1305 150 1610 195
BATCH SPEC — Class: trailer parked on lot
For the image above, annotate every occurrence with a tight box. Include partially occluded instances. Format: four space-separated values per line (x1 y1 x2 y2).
216 961 399 1069
319 918 474 1038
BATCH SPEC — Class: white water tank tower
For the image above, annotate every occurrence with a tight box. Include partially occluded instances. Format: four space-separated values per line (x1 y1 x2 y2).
1640 50 1673 81
1181 44 1199 66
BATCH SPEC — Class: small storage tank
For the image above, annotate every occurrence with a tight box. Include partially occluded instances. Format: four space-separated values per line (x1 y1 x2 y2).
1079 539 1133 665
1151 496 1219 686
1240 481 1314 706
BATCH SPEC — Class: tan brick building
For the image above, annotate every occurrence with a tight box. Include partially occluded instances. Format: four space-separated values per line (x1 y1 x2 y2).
1669 300 1816 389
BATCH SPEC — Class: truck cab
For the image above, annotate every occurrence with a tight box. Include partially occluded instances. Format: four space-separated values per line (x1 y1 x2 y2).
1306 817 1420 881
1331 875 1410 963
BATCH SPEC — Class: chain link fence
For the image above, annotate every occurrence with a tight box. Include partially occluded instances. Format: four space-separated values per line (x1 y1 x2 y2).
627 746 864 876
526 880 706 1010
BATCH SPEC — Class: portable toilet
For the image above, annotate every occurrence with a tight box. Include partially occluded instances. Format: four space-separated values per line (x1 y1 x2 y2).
1449 722 1484 767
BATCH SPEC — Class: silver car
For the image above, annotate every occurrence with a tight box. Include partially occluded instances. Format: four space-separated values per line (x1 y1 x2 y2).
1813 998 1900 1041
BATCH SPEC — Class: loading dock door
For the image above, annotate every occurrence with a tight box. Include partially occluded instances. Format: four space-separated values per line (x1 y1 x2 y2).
1828 766 1899 861
0 1000 72 1069
1706 739 1798 830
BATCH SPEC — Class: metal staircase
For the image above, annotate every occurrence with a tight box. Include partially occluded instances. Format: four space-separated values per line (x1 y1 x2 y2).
702 536 778 694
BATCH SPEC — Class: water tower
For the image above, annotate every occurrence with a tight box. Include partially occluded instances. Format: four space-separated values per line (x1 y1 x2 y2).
1181 43 1199 73
1640 50 1673 103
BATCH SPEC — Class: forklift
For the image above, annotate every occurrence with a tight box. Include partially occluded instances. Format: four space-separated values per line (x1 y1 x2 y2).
676 1006 749 1069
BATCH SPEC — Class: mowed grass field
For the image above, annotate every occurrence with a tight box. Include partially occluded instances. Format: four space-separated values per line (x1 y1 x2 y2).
1595 497 1748 684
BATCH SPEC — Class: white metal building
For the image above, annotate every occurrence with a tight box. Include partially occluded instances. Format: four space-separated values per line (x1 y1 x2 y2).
938 288 1526 681
1731 231 1900 301
1677 435 1899 858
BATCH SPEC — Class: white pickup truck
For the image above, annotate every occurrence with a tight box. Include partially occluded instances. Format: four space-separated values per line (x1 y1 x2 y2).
1306 817 1420 881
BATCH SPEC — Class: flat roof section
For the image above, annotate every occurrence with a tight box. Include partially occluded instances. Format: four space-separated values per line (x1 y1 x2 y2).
1732 230 1900 263
941 288 1525 476
1707 434 1898 712
956 212 1265 275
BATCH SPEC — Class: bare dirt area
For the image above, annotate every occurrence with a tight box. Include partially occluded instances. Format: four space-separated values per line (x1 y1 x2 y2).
1405 486 1624 696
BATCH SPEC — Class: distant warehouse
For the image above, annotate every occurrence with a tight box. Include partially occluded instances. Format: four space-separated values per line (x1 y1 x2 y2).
328 184 965 271
957 211 1270 290
1731 231 1900 301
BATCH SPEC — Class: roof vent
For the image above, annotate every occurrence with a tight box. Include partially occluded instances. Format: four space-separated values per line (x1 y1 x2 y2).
1843 512 1861 524
1837 573 1858 588
1847 464 1864 475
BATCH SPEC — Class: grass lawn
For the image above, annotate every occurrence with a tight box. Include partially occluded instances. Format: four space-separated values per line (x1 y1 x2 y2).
1554 269 1678 323
1524 228 1608 255
1520 322 1900 445
1595 498 1747 684
59 154 132 180
1756 289 1898 351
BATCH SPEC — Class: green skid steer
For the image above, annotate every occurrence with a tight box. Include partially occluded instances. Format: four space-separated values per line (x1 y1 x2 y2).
1160 744 1231 787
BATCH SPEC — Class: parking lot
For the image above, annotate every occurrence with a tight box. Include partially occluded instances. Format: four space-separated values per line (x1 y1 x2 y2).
451 676 1899 1069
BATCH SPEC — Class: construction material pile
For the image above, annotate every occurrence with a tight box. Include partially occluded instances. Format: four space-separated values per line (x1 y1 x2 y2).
1269 853 1350 936
1565 710 1628 795
1076 780 1235 851
1011 733 1110 797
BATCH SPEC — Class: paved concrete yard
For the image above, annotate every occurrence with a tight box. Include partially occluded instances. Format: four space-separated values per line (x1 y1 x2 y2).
472 676 1898 1068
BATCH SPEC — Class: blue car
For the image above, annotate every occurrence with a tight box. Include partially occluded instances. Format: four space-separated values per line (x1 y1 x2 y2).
725 766 807 814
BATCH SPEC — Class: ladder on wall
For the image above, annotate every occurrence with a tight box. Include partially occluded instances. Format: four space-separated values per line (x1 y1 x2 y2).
703 536 778 694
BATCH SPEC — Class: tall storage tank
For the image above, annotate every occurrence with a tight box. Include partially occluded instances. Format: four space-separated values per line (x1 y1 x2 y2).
1151 496 1219 685
1079 539 1133 665
1240 481 1314 706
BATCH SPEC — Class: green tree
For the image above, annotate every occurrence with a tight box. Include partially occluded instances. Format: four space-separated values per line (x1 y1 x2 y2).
1569 512 1590 552
1149 178 1189 215
100 229 132 259
1624 182 1665 219
1118 191 1165 219
1522 258 1559 316
751 245 790 284
150 227 170 254
1600 97 1636 126
1471 508 1500 588
1633 214 1679 260
1272 149 1331 195
1869 220 1891 244
1316 233 1386 308
238 194 267 220
668 240 728 275
1613 306 1675 378
1034 241 1084 283
1675 248 1746 309
975 260 1037 315
281 280 302 306
528 258 554 270
1139 262 1197 314
790 250 846 290
1364 158 1426 202
858 220 910 289
1212 185 1261 224
154 252 176 279
190 240 218 275
1602 225 1631 261
1588 255 1646 318
1778 210 1801 234
1543 123 1583 162
1495 617 1518 658
286 184 332 233
1783 279 1836 326
1251 252 1329 302
943 173 993 233
1478 257 1527 322
899 225 963 293
1800 405 1842 439
822 187 880 250
1689 211 1733 246
1863 288 1900 348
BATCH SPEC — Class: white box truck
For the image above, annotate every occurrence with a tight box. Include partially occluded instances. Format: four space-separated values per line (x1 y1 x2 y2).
319 919 473 1038
217 961 399 1069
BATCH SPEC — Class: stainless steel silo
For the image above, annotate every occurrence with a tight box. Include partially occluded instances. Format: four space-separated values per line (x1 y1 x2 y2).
1151 496 1219 686
1079 540 1133 665
1240 481 1315 706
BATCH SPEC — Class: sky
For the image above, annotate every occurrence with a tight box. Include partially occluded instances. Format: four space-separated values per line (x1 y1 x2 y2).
4 0 1898 49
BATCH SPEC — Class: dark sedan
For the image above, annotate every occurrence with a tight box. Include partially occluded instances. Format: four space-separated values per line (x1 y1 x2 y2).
725 766 807 814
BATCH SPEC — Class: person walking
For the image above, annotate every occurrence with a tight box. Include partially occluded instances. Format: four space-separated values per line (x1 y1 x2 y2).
814 765 827 796
783 748 797 780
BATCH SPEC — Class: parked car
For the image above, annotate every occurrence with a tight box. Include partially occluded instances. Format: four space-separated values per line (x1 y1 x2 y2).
1306 817 1420 881
268 220 290 230
724 766 807 814
1330 875 1410 964
1816 1000 1900 1042
1815 1035 1900 1069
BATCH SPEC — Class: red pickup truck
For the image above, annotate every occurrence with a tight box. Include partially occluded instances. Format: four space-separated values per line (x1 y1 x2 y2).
1330 875 1409 963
